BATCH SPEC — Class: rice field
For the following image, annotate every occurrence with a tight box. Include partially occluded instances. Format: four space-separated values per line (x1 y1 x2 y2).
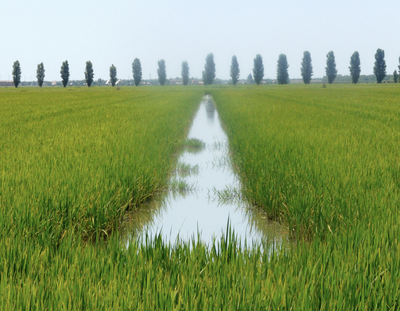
0 87 203 241
1 84 400 309
211 84 400 239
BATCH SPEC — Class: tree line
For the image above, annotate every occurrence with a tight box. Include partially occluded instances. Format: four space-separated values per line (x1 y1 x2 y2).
9 49 400 88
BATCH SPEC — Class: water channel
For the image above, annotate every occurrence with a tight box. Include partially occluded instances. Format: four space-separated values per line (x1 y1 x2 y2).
121 95 287 248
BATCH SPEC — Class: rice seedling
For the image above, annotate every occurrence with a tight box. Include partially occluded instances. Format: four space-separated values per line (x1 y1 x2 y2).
169 178 196 192
184 138 206 154
175 162 199 177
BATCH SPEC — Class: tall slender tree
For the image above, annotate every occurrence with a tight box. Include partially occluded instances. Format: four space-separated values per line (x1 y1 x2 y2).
85 61 94 87
132 58 142 86
12 61 21 88
325 51 337 84
202 71 207 85
349 51 361 84
253 54 264 85
230 55 240 85
373 48 386 83
181 61 189 86
247 73 254 84
394 70 398 83
277 54 289 84
109 64 117 87
60 60 70 87
203 53 216 85
36 63 45 87
301 51 313 84
398 56 400 74
157 59 167 86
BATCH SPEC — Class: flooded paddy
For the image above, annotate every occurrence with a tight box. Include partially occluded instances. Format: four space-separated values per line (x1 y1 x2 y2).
121 95 287 247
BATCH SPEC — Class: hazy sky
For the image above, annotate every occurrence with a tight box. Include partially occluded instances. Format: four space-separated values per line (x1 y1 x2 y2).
1 0 399 81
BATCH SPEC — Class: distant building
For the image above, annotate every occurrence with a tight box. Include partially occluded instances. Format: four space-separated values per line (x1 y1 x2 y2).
51 81 57 86
170 78 183 85
0 80 14 87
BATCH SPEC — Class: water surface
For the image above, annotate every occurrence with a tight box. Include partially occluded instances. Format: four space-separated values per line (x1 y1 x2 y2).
121 96 287 247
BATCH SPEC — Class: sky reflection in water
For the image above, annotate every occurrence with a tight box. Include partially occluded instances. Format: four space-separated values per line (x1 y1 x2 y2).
121 96 287 248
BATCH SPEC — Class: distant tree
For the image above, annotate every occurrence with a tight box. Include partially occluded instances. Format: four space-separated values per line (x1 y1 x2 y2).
253 54 264 85
230 55 240 85
181 61 189 86
202 53 216 85
202 71 207 85
12 61 21 88
85 61 94 87
277 54 289 84
132 58 142 86
373 49 386 83
398 56 400 75
157 59 167 86
394 70 398 83
247 73 254 84
109 64 117 87
349 51 361 84
325 51 337 84
60 60 70 87
301 51 313 84
36 62 45 87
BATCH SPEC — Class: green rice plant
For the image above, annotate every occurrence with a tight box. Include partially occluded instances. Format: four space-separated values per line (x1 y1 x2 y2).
175 162 199 177
211 84 400 240
184 138 206 154
0 86 203 242
3 85 400 309
169 178 196 192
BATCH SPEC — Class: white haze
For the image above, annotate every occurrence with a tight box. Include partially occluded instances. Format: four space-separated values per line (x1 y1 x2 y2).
1 0 399 81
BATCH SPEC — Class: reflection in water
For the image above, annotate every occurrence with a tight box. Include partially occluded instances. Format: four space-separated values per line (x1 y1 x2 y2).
205 98 215 123
121 95 288 249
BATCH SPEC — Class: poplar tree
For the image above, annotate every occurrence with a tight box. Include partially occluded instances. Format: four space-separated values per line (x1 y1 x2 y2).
301 51 313 84
247 73 254 84
202 71 207 85
36 63 45 87
393 70 398 83
12 61 21 88
157 59 167 86
253 54 264 85
203 53 216 85
277 54 289 84
109 64 117 87
181 61 189 86
132 58 142 86
230 55 240 85
85 61 94 87
349 51 361 84
60 60 70 87
373 49 386 83
325 51 337 84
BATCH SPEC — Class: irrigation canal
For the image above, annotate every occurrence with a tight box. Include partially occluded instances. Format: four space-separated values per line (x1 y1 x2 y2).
121 95 287 248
